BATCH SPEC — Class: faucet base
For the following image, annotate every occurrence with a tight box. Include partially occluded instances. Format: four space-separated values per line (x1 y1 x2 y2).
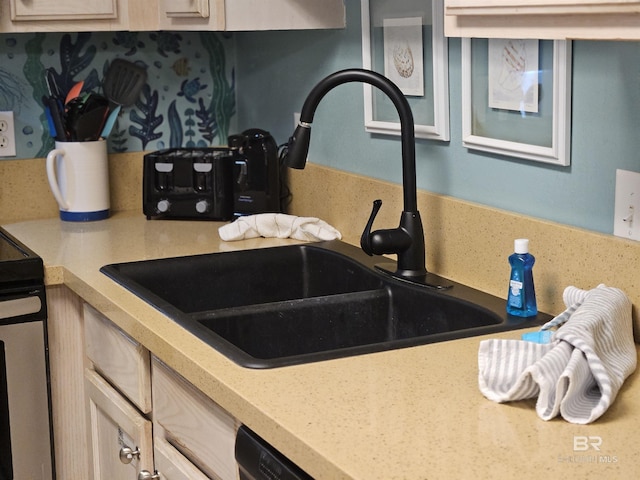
375 263 453 290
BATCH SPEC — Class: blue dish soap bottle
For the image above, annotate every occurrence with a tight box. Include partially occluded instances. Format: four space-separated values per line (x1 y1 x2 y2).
507 239 537 317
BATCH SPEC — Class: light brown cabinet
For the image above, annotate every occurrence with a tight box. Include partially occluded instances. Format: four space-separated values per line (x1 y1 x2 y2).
46 285 91 480
84 303 155 479
157 0 345 31
9 0 117 21
0 0 345 32
444 0 640 40
85 369 155 479
163 0 210 20
152 356 239 480
47 287 241 479
85 304 152 414
154 436 211 480
1 0 129 31
83 302 238 479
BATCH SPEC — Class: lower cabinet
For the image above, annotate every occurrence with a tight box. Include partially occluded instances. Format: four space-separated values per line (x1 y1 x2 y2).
82 302 239 479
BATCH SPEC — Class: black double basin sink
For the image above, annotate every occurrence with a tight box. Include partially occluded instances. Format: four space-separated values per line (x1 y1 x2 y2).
101 240 548 368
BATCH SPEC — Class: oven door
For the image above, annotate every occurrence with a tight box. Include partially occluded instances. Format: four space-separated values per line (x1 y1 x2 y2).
0 293 53 480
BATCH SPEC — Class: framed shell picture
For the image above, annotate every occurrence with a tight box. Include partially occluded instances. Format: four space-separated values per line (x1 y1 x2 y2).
461 38 572 166
361 0 450 141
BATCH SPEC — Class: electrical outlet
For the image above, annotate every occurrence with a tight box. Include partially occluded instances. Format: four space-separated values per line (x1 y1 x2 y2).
0 111 16 157
293 112 301 131
613 169 640 240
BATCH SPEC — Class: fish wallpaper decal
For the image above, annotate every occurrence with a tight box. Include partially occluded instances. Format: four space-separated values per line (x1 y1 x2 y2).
0 30 236 160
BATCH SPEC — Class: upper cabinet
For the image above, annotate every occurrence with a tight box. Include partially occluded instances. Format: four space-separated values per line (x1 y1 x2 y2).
2 0 129 31
157 0 346 31
0 0 346 32
10 0 117 20
444 0 640 40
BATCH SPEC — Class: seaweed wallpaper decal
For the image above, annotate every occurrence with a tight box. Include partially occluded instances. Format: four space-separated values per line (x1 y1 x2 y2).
129 84 163 149
168 100 183 148
200 32 235 143
56 33 100 95
196 97 218 145
0 31 237 160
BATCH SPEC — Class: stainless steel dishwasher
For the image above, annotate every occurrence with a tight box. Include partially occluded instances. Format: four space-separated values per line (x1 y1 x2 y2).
236 425 313 480
0 227 53 480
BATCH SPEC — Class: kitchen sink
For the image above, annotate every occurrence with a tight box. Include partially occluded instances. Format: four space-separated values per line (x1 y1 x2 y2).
104 243 384 313
101 240 549 368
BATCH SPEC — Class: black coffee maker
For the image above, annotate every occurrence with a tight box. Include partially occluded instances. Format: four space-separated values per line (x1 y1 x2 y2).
229 128 282 217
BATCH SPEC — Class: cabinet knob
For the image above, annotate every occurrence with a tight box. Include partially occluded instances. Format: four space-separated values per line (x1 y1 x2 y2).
138 470 160 480
119 446 140 464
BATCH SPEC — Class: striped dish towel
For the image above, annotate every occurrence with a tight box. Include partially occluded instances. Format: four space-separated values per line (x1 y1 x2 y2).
478 285 637 424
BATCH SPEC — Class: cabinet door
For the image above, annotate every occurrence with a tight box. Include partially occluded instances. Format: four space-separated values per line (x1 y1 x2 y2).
158 0 345 31
85 369 154 480
225 0 345 30
446 0 640 16
158 0 224 30
152 357 238 480
154 435 211 480
163 0 210 18
444 0 640 39
10 0 118 21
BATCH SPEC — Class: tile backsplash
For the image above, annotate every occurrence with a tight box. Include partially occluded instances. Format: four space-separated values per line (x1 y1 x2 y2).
1 31 236 159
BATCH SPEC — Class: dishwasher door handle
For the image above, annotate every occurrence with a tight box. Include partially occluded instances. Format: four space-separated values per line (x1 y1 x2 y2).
235 425 313 480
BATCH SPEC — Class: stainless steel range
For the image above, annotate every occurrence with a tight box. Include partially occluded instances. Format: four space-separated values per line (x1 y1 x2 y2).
0 227 53 480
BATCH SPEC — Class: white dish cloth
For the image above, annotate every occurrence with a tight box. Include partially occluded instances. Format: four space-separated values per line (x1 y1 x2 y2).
478 284 637 424
218 213 342 242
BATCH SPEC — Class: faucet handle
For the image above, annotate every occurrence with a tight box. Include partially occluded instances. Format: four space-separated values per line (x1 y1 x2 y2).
360 199 383 255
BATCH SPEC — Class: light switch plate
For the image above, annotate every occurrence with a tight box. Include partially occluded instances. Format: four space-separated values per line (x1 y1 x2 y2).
613 169 640 240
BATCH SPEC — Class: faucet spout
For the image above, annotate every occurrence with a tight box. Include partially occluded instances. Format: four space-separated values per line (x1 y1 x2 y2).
286 69 418 212
285 68 447 285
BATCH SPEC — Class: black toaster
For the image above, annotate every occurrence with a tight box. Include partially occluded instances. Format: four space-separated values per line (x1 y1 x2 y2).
143 148 235 220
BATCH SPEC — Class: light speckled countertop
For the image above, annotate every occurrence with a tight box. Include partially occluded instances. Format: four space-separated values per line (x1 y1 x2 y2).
4 211 639 479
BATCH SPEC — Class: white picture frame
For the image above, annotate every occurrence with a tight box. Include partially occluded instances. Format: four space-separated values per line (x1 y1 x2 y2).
361 0 450 141
462 38 572 166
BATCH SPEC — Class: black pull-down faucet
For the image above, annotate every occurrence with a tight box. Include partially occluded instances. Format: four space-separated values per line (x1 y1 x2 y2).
284 68 450 289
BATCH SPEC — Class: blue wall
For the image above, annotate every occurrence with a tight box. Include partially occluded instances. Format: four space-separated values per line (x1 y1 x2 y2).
234 2 640 235
1 1 638 235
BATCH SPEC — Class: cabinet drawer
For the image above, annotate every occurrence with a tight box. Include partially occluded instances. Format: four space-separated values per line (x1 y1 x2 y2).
84 304 152 414
152 356 238 480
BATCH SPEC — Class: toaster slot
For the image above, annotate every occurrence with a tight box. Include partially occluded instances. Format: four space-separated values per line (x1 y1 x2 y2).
193 162 212 192
155 162 174 191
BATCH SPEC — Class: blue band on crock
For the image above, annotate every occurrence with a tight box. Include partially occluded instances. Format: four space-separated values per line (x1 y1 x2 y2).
59 209 109 222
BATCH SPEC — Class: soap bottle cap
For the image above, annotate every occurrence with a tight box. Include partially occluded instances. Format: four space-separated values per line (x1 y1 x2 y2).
514 238 529 254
